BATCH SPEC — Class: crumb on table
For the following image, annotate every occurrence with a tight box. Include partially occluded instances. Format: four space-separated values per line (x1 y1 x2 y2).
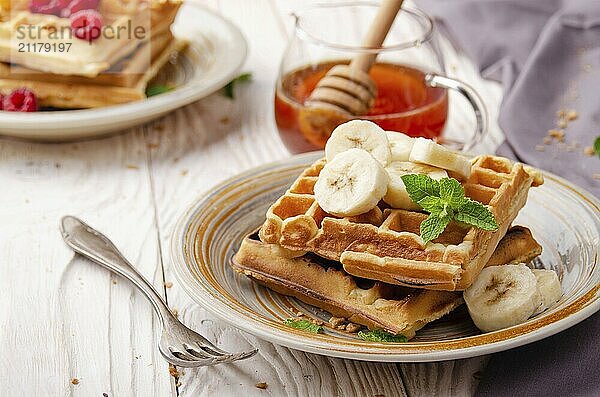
548 129 565 142
255 382 268 390
543 136 552 145
71 378 79 385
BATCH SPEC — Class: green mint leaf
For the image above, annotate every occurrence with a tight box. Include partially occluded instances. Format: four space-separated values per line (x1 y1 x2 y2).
358 329 408 343
284 318 323 334
402 174 498 240
594 136 600 157
418 196 444 214
222 72 252 99
146 84 173 97
455 198 498 231
439 177 465 209
401 174 440 203
420 213 451 243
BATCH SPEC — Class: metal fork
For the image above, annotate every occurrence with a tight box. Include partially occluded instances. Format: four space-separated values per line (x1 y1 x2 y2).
60 215 258 368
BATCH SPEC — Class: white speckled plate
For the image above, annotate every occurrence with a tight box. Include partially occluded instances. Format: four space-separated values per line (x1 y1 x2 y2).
171 152 600 362
0 4 247 141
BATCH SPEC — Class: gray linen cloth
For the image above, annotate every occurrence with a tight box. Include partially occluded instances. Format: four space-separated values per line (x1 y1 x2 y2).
414 1 600 396
418 0 600 197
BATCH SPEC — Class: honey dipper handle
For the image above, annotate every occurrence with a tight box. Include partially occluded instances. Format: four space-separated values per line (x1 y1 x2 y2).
351 0 404 73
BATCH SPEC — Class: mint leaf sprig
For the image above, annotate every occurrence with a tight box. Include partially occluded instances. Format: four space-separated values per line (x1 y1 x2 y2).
400 174 498 243
284 318 323 334
146 84 174 97
222 72 252 99
358 329 408 343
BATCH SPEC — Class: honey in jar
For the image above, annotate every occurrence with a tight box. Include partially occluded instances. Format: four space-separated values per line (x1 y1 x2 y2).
275 61 448 153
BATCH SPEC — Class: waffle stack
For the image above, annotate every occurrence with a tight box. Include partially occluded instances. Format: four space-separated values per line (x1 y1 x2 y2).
233 124 544 338
0 0 183 108
233 226 542 338
259 155 543 291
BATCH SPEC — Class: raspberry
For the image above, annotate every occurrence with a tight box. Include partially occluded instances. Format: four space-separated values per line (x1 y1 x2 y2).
70 10 103 42
30 0 70 15
60 0 99 18
3 88 38 112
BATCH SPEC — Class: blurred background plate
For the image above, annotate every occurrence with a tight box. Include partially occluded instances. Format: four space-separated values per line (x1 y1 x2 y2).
0 3 247 141
171 152 600 362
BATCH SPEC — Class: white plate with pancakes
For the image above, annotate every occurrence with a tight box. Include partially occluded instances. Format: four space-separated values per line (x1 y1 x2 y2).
0 3 247 141
171 152 599 362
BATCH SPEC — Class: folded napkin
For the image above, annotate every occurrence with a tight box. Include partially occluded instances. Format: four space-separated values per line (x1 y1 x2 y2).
414 1 600 395
475 313 599 397
417 0 600 197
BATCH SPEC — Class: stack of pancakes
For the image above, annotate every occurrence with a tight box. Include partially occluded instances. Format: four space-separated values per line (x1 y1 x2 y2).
0 0 183 108
233 154 544 339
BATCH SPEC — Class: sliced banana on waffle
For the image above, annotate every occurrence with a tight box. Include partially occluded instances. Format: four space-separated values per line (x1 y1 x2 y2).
325 120 391 166
386 131 415 162
532 269 562 315
315 148 388 217
409 137 472 180
384 162 448 210
464 264 542 332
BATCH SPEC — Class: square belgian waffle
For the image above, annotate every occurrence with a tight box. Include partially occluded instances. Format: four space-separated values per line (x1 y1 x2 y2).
0 0 181 77
0 33 187 108
233 226 542 338
259 155 544 291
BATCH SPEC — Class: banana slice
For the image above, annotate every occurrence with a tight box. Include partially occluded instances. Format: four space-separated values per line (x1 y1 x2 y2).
409 137 472 179
384 162 448 210
325 120 391 166
463 264 542 332
386 131 415 162
532 269 562 315
315 148 388 217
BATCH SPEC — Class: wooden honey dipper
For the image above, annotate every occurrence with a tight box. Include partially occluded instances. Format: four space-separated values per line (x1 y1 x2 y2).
298 0 404 146
304 0 404 115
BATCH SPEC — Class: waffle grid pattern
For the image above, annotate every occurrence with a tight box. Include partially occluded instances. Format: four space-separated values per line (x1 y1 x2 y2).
260 155 543 291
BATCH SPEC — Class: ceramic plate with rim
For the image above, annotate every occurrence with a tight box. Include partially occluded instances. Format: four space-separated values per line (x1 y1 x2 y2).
171 152 599 362
0 3 247 141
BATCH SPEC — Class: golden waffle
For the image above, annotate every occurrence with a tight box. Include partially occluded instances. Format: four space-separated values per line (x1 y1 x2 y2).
259 155 544 291
0 0 181 77
0 36 187 108
0 28 173 87
233 226 542 338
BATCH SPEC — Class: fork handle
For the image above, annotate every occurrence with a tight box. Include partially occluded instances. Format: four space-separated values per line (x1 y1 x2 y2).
60 216 174 324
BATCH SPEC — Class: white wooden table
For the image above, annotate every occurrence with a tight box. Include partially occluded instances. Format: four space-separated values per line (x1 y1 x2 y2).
0 1 506 395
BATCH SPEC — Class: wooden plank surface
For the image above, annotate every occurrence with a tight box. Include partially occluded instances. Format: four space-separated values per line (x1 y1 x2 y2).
0 0 504 396
0 132 173 396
